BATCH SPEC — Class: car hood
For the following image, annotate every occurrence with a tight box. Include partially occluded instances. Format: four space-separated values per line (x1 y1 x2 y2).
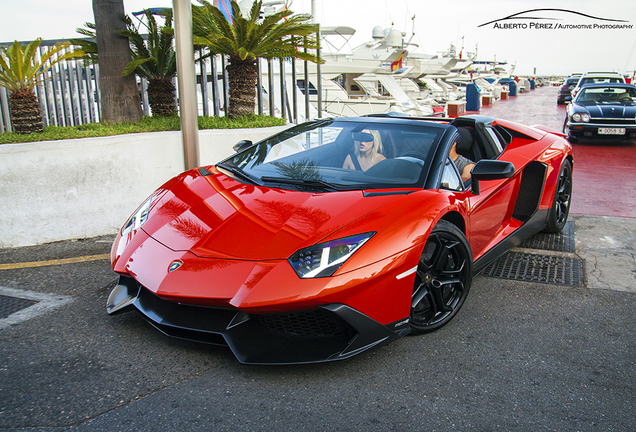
577 101 636 118
141 168 402 260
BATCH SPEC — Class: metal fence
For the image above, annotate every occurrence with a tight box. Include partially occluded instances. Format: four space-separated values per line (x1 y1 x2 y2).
0 39 314 133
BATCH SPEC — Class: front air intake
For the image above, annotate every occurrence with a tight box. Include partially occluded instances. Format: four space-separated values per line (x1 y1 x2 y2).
257 308 356 338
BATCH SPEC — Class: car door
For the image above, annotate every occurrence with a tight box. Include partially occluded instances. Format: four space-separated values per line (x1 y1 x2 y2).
464 167 519 261
440 152 517 262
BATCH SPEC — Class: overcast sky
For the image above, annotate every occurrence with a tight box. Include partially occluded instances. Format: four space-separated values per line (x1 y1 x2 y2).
1 0 635 76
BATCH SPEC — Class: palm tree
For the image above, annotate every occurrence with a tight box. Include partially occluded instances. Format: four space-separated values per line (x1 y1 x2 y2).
92 0 143 124
192 0 322 118
70 23 99 66
0 39 83 134
119 9 178 116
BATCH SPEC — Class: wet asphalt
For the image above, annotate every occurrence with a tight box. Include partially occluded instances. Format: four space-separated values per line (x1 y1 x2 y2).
1 86 635 431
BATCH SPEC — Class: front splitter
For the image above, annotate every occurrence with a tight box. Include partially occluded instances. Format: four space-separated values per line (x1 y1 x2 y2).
107 275 408 365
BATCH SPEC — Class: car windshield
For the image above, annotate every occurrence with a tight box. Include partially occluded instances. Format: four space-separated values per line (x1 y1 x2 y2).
218 119 446 191
576 87 636 103
578 77 623 86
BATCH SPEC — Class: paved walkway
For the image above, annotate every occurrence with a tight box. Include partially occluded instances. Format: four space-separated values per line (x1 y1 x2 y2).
473 85 636 219
468 87 636 292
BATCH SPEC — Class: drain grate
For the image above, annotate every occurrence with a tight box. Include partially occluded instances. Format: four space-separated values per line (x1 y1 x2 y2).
0 295 38 319
482 251 586 287
519 221 575 252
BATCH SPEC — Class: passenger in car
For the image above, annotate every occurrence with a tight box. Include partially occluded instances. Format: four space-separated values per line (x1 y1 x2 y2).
343 129 386 171
450 138 475 182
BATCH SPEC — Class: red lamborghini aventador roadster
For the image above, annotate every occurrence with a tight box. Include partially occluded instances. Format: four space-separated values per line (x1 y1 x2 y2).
107 114 573 364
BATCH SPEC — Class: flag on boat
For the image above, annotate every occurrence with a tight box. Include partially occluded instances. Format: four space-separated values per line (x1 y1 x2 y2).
391 51 406 71
214 0 233 23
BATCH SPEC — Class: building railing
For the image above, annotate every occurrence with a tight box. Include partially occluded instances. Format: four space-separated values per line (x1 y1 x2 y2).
0 38 315 133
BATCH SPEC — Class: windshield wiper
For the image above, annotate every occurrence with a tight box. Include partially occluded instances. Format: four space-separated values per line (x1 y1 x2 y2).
216 163 261 185
260 176 344 192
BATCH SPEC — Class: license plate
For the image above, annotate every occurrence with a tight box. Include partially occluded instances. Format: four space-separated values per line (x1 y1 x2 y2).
598 127 626 135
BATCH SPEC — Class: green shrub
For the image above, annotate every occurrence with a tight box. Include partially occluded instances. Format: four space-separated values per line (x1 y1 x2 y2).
0 115 287 144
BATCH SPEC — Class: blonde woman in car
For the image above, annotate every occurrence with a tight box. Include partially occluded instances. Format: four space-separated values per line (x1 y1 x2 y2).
343 129 386 171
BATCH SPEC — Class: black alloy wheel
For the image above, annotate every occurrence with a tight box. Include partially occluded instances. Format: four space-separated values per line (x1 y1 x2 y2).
410 220 473 334
544 159 573 233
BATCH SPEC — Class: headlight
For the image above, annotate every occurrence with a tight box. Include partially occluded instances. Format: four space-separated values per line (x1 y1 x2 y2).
571 113 590 123
121 196 153 235
289 232 375 278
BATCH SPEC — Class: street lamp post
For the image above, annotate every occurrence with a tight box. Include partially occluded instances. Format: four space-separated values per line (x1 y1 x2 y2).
311 0 322 118
173 0 200 170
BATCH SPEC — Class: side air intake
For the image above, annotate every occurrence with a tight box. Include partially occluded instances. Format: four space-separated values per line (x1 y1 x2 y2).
512 161 546 222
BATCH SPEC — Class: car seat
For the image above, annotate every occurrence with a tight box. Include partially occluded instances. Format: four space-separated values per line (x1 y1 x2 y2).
619 93 633 102
456 126 481 162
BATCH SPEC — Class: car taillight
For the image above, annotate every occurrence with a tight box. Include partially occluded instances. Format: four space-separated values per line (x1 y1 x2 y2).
561 85 568 90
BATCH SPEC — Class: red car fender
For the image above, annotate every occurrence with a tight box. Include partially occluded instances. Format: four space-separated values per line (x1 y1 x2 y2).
326 190 469 274
537 139 573 209
228 244 423 325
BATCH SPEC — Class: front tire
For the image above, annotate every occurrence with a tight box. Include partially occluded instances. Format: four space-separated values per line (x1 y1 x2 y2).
410 220 473 334
544 159 572 233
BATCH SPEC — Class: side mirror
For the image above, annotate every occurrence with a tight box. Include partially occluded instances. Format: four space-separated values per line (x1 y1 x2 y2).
233 140 253 153
565 96 572 104
470 160 515 195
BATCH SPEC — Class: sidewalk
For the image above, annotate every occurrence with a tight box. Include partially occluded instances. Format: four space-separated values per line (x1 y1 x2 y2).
475 85 636 218
572 214 636 292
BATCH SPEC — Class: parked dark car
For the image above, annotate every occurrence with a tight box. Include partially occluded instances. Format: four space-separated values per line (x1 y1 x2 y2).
564 83 636 143
557 76 580 105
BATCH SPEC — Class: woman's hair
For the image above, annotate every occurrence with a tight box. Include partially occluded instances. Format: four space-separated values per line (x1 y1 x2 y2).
354 129 384 159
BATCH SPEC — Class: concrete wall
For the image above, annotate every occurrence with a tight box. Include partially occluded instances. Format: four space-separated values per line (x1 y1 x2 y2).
0 126 289 248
